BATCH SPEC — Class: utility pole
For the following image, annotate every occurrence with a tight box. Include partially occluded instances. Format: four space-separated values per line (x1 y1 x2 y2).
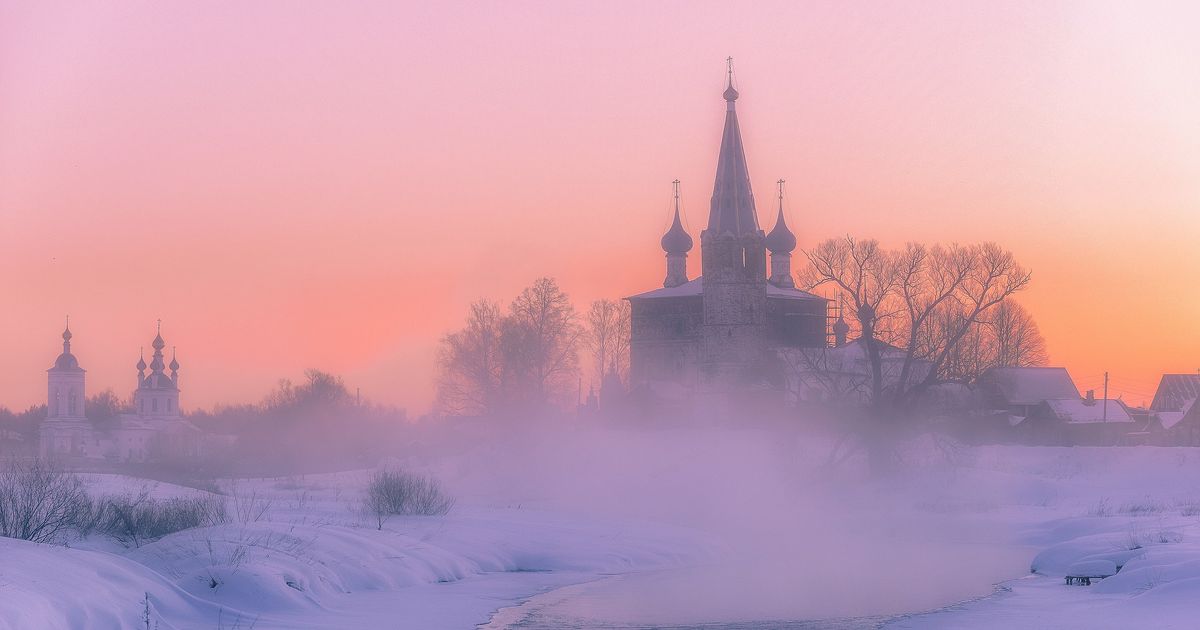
1103 372 1109 422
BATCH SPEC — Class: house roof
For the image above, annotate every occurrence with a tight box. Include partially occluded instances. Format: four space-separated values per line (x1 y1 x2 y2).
1150 374 1200 412
1157 398 1198 430
1042 398 1134 424
978 367 1080 406
627 276 824 301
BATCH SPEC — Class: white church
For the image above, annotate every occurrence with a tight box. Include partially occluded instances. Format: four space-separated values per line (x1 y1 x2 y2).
40 321 201 463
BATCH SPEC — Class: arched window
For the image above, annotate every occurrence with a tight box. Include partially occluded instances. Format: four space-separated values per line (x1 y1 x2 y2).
68 389 77 415
53 388 60 416
152 398 159 412
167 398 173 412
141 399 146 413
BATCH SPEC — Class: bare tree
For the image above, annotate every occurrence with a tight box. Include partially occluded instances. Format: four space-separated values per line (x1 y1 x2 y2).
0 459 93 544
435 300 504 415
989 299 1047 369
502 278 583 409
800 238 1032 469
585 298 631 385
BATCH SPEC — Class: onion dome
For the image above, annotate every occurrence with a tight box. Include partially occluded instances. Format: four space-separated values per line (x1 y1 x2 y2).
661 208 693 255
169 348 179 372
152 332 165 351
137 354 147 371
833 314 850 337
723 84 739 102
765 207 796 254
62 326 72 343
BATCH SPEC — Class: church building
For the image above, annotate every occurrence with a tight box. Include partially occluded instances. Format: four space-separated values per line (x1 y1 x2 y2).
39 321 200 463
627 64 829 401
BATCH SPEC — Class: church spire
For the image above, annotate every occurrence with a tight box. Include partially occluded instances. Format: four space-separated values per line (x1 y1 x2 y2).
707 57 758 237
62 316 72 355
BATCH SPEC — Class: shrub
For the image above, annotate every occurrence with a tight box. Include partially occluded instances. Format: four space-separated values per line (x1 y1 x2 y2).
96 489 227 548
363 469 453 529
225 480 273 524
0 459 93 543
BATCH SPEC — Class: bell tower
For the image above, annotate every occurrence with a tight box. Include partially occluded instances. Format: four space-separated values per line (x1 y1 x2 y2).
699 59 768 391
46 318 86 420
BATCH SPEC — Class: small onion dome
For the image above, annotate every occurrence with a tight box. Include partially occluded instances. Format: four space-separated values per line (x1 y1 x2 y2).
833 315 850 336
152 333 165 350
62 327 73 342
169 356 179 371
723 84 739 102
137 356 147 371
765 208 797 254
660 210 693 255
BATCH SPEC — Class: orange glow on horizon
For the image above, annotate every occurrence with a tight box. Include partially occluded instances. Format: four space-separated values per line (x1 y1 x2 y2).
2 1 1198 413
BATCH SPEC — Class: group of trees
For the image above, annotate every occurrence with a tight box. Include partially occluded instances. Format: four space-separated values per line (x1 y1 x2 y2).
802 238 1040 403
435 277 629 416
801 237 1043 468
186 369 407 475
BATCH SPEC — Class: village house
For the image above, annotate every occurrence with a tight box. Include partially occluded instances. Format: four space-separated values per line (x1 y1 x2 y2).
1146 374 1200 445
1013 394 1137 446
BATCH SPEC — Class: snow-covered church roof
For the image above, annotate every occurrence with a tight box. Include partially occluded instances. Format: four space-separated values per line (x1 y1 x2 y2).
627 276 824 301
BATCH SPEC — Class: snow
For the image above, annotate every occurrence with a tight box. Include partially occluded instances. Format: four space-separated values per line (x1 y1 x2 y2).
1043 398 1134 424
1065 558 1117 577
0 470 708 630
627 276 824 300
978 367 1081 405
8 433 1200 628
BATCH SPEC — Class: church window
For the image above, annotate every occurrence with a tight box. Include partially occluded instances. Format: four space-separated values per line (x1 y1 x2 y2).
69 389 77 415
141 399 146 413
167 398 173 412
153 398 158 412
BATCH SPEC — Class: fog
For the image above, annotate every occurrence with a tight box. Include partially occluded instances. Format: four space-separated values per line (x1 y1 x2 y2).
396 412 1030 625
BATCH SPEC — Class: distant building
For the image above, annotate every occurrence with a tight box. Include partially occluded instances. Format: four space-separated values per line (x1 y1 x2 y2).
1150 374 1200 415
39 322 200 463
626 64 828 404
976 366 1081 423
1150 399 1200 445
1013 395 1137 446
1138 374 1200 445
778 337 933 406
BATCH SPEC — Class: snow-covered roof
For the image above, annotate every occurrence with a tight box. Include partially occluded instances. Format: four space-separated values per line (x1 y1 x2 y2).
1043 398 1134 424
1150 374 1200 413
627 276 824 301
978 367 1080 406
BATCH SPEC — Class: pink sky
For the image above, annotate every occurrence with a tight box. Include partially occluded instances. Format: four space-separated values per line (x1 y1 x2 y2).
2 1 1198 412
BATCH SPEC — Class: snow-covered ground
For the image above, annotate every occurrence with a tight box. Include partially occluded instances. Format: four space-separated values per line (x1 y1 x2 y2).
5 427 1200 629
